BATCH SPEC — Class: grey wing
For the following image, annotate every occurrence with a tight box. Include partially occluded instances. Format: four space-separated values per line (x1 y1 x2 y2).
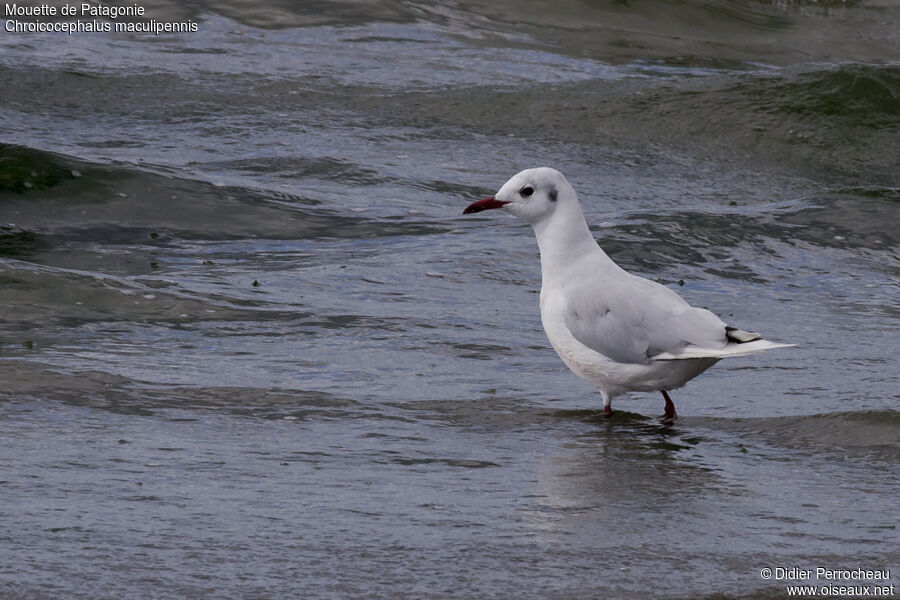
563 274 728 364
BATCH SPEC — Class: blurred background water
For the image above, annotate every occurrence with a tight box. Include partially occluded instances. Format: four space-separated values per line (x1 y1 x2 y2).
1 1 898 598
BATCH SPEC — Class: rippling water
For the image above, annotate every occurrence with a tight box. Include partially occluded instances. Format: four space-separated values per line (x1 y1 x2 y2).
1 1 898 598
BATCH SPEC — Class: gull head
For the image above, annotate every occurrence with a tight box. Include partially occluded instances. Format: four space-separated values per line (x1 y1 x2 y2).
463 167 577 226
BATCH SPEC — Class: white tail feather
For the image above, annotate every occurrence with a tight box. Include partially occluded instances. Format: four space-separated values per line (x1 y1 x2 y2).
652 339 796 361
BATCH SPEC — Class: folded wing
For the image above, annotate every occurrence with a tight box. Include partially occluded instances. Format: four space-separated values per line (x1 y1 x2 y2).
562 273 762 364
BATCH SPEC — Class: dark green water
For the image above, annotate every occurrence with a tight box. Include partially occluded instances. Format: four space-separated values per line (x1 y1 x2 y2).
1 1 898 598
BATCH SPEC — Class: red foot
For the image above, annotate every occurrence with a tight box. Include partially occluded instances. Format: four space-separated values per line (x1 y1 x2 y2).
661 390 677 420
604 404 613 417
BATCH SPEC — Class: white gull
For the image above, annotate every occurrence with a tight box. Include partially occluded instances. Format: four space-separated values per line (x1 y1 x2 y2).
463 167 794 419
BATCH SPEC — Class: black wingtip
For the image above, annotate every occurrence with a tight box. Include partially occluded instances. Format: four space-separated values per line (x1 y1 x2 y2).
725 326 761 343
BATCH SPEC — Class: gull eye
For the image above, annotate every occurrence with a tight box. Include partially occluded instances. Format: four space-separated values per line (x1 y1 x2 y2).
519 186 534 197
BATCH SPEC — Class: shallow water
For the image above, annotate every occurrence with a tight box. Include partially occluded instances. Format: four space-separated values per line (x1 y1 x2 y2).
1 1 899 598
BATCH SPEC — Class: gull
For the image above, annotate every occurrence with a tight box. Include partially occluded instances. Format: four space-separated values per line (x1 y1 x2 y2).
463 167 793 419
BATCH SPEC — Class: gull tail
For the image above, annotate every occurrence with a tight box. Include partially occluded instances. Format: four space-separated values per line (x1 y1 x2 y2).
652 326 796 361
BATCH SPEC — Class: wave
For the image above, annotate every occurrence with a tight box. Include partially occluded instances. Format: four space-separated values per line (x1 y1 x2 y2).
143 0 896 67
0 144 448 248
696 410 900 461
0 359 369 421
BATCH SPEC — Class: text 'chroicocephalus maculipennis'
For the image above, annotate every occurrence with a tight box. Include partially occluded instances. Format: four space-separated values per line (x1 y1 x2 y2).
463 167 794 419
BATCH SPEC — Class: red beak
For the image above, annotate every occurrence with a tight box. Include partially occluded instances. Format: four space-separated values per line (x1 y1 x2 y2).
462 197 510 215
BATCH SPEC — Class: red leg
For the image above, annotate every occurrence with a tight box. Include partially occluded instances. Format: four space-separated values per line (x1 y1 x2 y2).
601 391 613 417
661 390 677 420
